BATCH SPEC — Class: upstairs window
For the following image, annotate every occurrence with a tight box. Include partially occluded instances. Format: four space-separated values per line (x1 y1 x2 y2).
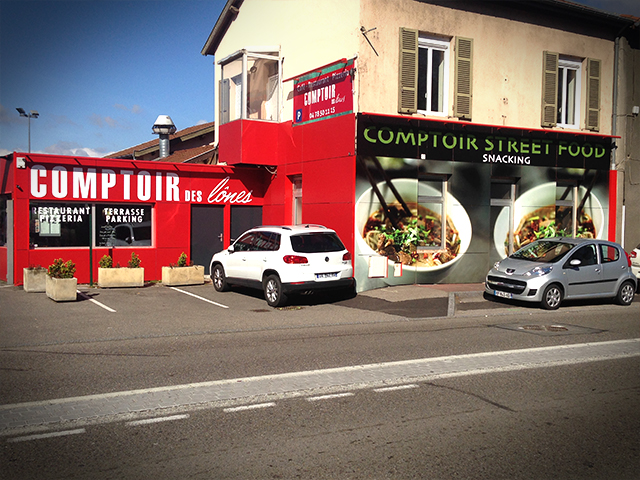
541 52 600 131
417 37 449 115
557 57 581 128
219 48 281 124
399 28 472 119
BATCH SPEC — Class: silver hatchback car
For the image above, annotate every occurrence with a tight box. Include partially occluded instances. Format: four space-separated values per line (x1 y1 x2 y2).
485 237 637 310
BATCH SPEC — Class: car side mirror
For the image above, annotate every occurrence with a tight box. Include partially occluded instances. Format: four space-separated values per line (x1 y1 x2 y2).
569 259 582 267
227 245 235 254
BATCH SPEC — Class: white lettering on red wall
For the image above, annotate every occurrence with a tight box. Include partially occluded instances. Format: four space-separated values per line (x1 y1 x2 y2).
29 165 253 205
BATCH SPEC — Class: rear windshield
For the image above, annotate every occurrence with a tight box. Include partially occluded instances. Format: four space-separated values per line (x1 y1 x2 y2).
290 233 345 253
511 240 575 263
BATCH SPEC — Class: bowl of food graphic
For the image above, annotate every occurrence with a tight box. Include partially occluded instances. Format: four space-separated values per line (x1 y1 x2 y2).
493 182 605 258
355 178 472 272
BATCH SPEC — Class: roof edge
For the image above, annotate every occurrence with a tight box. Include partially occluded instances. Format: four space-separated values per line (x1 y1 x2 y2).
201 0 244 56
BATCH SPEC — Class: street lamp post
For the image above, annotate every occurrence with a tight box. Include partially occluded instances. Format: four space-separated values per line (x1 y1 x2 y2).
16 108 39 153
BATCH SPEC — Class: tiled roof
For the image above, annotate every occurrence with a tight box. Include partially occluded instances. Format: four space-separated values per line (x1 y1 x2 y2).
105 122 215 161
155 144 217 164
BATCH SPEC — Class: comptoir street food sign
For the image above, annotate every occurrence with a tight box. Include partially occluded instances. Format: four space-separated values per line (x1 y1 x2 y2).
357 114 614 170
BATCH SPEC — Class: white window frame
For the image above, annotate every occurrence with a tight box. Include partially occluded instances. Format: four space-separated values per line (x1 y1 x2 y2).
557 57 581 129
218 47 282 124
417 37 450 116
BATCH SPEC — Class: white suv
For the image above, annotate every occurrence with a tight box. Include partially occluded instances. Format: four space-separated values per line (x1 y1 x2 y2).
209 225 355 307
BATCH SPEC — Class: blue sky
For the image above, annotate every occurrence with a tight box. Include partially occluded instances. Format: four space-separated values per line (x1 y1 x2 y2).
1 0 226 157
1 0 639 158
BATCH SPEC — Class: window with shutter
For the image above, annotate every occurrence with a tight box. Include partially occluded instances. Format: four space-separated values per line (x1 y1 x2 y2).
398 28 419 114
454 37 473 120
586 58 601 131
541 51 559 127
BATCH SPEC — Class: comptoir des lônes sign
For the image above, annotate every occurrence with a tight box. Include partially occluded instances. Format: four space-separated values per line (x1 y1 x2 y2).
357 114 614 170
293 58 355 126
28 165 254 204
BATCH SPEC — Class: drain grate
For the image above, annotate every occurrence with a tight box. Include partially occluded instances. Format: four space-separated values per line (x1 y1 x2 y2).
520 325 569 332
495 323 604 336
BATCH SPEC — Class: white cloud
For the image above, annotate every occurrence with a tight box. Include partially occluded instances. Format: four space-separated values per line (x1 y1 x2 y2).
114 104 143 114
44 141 107 157
89 113 119 128
0 148 12 156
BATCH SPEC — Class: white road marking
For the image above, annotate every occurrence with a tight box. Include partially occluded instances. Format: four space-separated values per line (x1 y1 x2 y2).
374 384 419 393
306 392 355 402
7 429 86 443
126 414 189 426
170 287 229 308
224 402 275 413
77 290 116 312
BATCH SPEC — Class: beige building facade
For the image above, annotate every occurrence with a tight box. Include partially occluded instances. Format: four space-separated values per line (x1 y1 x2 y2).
202 0 639 287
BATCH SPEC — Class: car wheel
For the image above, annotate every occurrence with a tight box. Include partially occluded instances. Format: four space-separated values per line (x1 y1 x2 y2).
615 281 635 306
212 264 229 292
541 284 562 310
264 274 287 307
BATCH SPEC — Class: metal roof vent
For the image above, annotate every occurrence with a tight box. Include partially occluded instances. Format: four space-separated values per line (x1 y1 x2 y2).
152 115 177 158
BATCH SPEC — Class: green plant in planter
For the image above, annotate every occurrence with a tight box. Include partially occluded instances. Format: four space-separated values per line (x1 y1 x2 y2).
47 258 76 278
177 252 188 267
128 252 142 268
99 254 113 269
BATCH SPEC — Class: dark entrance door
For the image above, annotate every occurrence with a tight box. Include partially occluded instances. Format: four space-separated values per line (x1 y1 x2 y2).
191 205 224 275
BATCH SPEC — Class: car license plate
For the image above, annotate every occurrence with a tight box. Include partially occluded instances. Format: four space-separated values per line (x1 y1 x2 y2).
316 272 338 280
494 290 512 299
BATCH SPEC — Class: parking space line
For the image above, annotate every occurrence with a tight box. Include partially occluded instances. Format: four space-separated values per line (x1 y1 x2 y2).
77 291 116 312
170 287 229 309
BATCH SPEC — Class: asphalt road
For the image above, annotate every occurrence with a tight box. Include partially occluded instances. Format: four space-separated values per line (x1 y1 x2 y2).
1 282 639 479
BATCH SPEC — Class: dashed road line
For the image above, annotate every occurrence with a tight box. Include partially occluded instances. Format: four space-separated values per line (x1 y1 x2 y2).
1 339 638 435
306 392 355 402
126 414 190 426
170 287 229 308
224 402 275 413
8 429 86 443
374 384 419 393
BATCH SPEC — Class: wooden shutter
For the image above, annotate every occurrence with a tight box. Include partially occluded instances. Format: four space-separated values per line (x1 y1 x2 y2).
454 37 473 120
541 51 558 127
398 27 418 114
586 58 601 131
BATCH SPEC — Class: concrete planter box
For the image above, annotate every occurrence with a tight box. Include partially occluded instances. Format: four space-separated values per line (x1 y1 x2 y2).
23 267 47 292
98 267 144 288
162 265 205 286
45 276 78 302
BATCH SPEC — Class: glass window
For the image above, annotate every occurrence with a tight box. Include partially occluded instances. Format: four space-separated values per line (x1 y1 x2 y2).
219 49 281 124
233 232 255 252
557 58 581 128
0 196 7 246
29 202 91 248
417 37 449 115
290 233 345 253
252 231 280 251
600 245 619 263
96 204 152 247
569 244 597 266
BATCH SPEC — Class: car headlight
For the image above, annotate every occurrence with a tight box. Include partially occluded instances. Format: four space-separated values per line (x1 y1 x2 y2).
493 261 501 270
524 265 553 277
